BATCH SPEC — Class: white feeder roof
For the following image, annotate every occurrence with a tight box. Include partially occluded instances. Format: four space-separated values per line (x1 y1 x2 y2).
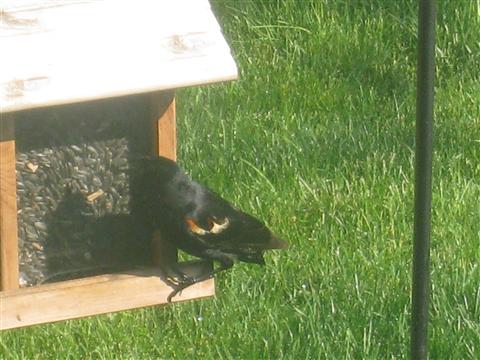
0 0 238 113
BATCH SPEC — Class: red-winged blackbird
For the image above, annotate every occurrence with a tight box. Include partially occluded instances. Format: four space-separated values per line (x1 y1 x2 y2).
131 156 288 300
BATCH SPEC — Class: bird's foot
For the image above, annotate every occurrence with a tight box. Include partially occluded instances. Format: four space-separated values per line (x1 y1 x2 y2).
166 261 216 302
158 263 197 302
166 277 197 303
166 271 194 286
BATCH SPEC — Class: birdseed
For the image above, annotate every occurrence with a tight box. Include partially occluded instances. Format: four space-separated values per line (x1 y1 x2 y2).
15 96 154 286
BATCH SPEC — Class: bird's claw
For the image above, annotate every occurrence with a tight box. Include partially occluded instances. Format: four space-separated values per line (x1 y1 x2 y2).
161 265 199 302
167 272 217 303
160 264 193 285
163 261 216 302
167 276 197 303
165 273 192 286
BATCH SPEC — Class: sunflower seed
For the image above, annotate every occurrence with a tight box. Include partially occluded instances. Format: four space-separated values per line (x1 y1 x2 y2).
26 162 39 172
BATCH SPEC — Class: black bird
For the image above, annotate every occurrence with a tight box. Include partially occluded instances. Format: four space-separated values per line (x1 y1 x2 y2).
131 156 288 300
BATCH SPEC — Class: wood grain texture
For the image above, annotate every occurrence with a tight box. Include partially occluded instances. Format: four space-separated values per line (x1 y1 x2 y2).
0 262 214 330
149 91 179 267
0 0 238 113
0 115 19 290
151 91 177 161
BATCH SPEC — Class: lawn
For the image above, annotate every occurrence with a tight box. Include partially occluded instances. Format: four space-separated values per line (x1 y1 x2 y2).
1 1 480 358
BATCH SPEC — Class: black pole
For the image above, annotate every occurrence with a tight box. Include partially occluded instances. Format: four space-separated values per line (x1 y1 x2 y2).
411 0 436 359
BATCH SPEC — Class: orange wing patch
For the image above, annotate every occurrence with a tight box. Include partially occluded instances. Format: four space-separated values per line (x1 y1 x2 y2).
210 217 230 234
185 218 208 235
185 217 230 235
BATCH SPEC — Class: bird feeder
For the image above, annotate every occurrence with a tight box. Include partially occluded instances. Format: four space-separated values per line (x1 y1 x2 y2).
0 0 237 330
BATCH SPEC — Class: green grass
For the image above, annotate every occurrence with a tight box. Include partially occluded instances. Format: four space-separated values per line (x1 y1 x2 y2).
2 1 480 358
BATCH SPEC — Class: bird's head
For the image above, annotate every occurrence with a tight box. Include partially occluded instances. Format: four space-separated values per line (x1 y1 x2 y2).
183 209 288 265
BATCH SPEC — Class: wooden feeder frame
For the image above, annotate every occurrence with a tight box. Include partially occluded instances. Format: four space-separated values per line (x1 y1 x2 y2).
0 0 237 330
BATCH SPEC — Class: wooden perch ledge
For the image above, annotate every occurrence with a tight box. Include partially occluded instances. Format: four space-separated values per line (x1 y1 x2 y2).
0 262 214 330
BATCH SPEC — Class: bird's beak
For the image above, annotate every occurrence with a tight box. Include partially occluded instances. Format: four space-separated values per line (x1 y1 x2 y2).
267 235 288 249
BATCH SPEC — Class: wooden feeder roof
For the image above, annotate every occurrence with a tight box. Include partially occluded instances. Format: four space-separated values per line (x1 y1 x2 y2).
0 0 238 113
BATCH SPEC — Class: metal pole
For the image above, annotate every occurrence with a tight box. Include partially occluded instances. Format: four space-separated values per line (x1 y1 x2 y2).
411 0 436 359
